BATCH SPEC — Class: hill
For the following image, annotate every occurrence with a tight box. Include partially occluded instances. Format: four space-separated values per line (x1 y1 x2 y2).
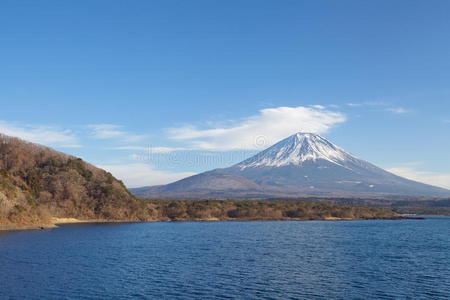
0 134 150 228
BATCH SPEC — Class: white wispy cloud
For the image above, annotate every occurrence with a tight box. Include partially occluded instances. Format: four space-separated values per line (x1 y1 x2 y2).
387 166 450 189
88 124 125 139
0 120 81 148
310 104 326 110
97 163 196 187
111 146 148 151
87 124 147 142
347 102 412 115
112 146 188 153
386 107 411 114
167 106 346 151
347 101 387 107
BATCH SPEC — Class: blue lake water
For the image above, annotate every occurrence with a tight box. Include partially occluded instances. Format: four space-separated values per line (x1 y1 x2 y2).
1 218 450 299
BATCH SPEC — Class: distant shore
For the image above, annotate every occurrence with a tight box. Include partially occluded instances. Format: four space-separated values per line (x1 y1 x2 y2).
0 199 407 232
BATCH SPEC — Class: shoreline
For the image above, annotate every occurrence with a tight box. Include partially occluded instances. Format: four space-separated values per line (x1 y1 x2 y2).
0 218 133 232
0 224 57 231
0 215 411 232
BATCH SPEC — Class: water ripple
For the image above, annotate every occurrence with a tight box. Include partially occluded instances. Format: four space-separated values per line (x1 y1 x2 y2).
1 218 450 299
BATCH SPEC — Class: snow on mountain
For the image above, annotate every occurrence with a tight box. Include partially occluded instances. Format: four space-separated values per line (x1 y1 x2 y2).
132 132 450 199
236 133 357 169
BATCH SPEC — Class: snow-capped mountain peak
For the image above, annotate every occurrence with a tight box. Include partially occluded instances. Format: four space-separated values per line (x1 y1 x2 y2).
236 132 357 169
134 132 450 198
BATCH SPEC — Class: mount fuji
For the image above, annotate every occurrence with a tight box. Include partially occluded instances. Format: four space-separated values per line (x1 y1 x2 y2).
132 133 450 199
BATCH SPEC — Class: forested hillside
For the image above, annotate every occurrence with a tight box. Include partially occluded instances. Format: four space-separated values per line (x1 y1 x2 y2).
0 134 149 227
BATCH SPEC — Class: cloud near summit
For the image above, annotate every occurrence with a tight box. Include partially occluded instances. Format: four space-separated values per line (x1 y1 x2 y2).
167 106 346 151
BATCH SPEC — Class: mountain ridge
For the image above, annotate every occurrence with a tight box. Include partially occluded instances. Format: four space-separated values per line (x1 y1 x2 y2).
133 133 450 199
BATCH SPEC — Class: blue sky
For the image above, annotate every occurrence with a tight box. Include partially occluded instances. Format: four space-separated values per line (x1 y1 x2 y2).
1 0 450 188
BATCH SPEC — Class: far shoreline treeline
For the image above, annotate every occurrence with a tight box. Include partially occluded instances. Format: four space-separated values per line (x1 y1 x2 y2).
1 199 402 231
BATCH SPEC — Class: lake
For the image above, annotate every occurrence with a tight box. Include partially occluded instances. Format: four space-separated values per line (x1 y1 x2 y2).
1 218 449 299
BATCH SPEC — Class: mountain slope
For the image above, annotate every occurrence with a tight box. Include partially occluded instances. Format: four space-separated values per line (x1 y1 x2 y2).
0 134 150 227
133 133 450 199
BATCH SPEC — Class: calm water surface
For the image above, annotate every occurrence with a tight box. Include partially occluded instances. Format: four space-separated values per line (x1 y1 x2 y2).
1 218 450 299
